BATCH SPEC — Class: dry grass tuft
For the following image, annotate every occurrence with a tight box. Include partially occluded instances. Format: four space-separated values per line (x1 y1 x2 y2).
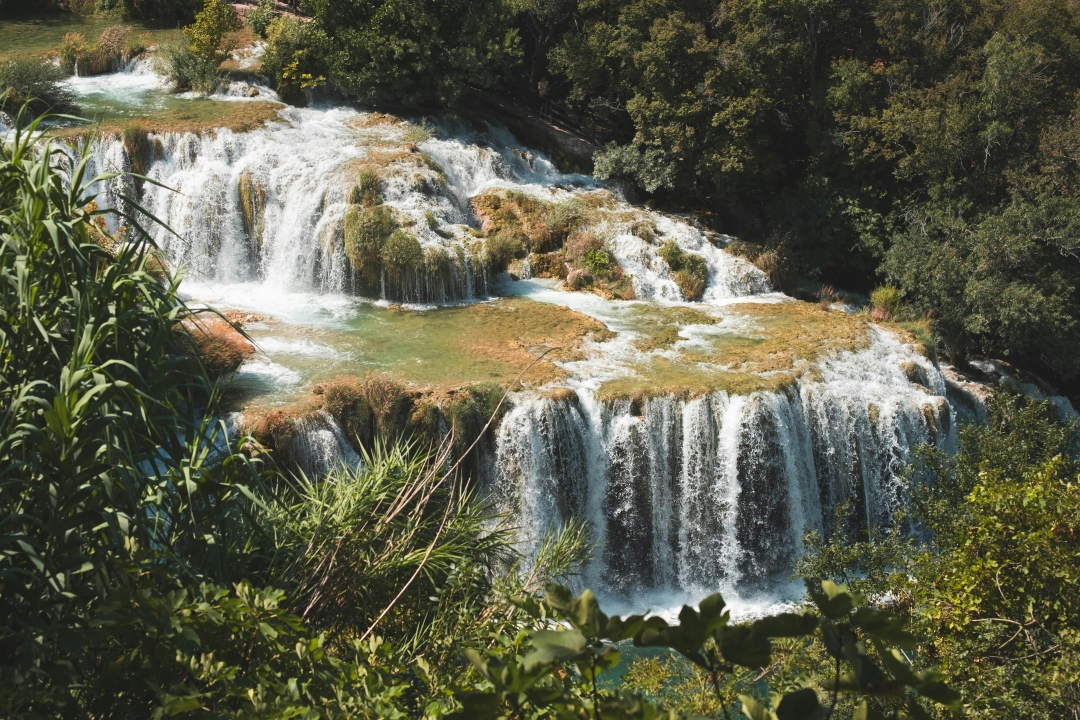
181 316 255 380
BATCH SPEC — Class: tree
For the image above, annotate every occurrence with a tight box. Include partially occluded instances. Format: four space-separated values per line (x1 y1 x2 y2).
303 0 522 106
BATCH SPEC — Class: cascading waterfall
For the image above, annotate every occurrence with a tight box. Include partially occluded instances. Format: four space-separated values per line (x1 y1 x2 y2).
493 327 959 601
71 107 771 304
51 81 981 611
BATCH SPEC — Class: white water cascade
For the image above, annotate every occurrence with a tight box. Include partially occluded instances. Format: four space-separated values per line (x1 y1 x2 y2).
493 327 957 602
57 91 984 612
72 106 770 304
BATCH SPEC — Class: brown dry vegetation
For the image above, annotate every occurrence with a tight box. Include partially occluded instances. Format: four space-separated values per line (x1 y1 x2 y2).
181 316 255 380
600 300 875 400
52 101 283 142
726 239 796 293
242 375 507 475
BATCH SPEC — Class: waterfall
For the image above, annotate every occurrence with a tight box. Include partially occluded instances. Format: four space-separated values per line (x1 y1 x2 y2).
67 106 772 305
491 327 961 601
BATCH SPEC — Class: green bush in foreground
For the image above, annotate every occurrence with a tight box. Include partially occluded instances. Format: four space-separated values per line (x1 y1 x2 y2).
799 392 1080 718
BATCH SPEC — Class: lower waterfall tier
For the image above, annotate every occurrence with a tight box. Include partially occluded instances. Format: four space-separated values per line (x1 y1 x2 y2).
230 296 975 603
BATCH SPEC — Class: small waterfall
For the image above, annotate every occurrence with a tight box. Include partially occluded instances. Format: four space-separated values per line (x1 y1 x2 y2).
491 328 959 600
291 410 362 477
67 106 772 305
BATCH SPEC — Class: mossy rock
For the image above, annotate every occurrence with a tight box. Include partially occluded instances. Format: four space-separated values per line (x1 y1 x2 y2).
659 241 707 301
238 170 267 249
471 189 586 254
350 167 383 207
344 204 396 290
380 230 424 282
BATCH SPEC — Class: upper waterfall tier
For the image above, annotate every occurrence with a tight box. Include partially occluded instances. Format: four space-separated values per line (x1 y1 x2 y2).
75 105 771 305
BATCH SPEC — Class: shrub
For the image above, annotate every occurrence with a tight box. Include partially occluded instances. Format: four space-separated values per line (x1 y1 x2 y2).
98 24 132 67
158 0 240 93
246 0 277 38
818 284 839 309
262 15 318 104
0 58 77 120
184 0 241 65
57 32 86 74
155 38 220 92
660 240 708 301
583 246 614 275
483 233 523 274
870 284 904 319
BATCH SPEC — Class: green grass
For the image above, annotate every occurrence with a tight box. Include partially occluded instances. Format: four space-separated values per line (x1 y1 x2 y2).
0 13 181 61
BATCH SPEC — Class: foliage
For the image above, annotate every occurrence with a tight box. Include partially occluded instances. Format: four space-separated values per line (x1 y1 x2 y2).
302 0 521 106
246 0 277 38
484 233 525 273
0 59 77 121
255 444 508 660
583 246 614 274
184 0 241 65
261 15 322 105
457 581 959 719
0 107 273 715
155 37 220 93
659 241 708 301
799 392 1080 718
869 285 904 321
157 0 241 93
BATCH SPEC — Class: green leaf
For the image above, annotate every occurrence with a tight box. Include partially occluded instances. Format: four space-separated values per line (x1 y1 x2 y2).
718 625 772 668
524 629 588 670
852 607 915 649
752 612 819 638
775 688 828 720
738 694 773 720
853 699 887 720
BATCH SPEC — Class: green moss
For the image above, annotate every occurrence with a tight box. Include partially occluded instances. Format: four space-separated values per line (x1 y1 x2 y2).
238 170 266 246
470 189 587 254
380 230 424 282
344 204 396 289
350 167 382 207
121 121 150 190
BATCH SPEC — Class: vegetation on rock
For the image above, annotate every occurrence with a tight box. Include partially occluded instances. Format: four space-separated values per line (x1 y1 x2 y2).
0 58 76 120
659 241 708 301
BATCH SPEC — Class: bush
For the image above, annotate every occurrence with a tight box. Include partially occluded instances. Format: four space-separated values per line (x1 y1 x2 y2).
870 284 904 319
98 24 132 66
0 58 77 120
583 246 614 274
246 0 276 38
155 38 220 93
660 240 708 301
262 15 321 104
483 233 523 273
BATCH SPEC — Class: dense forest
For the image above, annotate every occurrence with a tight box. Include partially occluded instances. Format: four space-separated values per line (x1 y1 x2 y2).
2 0 1079 717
